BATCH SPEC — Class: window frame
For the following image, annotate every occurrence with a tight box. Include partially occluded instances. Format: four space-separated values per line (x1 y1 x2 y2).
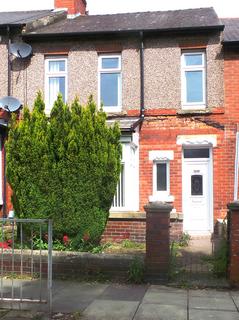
98 54 122 112
181 51 206 110
153 160 170 199
44 56 68 114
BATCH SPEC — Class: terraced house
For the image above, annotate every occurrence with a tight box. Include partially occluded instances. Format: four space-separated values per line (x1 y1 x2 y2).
0 0 238 242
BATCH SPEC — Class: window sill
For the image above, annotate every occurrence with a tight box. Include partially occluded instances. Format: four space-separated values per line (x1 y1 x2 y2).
109 211 146 219
177 108 212 115
103 107 122 113
149 194 174 203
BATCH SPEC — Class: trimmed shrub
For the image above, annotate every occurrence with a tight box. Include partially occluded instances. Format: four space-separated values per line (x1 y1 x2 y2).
6 93 121 243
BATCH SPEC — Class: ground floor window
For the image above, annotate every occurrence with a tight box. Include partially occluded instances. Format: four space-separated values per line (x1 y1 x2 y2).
111 136 139 212
149 150 174 202
112 163 125 208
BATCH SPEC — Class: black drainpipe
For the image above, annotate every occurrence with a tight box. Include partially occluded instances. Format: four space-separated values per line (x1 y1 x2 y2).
139 31 145 125
7 25 11 96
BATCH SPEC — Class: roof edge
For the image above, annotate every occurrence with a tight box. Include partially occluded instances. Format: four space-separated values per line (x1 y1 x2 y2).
222 40 239 47
23 24 224 39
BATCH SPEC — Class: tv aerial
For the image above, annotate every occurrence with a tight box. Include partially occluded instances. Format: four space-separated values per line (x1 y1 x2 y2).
0 96 22 112
9 42 32 59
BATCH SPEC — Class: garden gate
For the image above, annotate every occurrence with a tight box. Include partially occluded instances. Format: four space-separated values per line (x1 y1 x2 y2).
0 218 52 314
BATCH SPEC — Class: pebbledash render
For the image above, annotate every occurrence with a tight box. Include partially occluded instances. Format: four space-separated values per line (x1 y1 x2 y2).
0 0 239 242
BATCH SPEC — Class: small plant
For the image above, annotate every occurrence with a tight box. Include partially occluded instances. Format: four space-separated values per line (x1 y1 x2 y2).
32 236 48 250
128 256 144 284
53 239 67 251
178 233 191 247
122 239 145 249
212 239 228 277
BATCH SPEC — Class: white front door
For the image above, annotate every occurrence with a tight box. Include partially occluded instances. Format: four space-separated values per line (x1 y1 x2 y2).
182 148 212 234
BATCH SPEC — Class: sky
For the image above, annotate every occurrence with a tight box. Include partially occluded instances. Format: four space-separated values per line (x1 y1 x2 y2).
0 0 238 17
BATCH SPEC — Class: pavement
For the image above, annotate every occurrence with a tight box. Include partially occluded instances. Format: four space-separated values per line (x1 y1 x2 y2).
0 280 239 319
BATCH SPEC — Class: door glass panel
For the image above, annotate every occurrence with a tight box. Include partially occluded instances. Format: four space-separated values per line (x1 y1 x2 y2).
184 148 209 158
191 175 203 195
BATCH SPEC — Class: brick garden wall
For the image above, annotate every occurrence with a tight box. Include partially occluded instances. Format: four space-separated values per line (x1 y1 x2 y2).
102 218 183 243
227 202 239 285
1 250 142 281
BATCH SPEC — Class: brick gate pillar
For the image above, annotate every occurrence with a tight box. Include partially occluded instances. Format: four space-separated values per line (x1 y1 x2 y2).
144 201 173 282
227 201 239 284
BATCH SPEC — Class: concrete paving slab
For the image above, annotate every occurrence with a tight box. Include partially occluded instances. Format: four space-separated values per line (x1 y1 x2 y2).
134 303 187 320
189 309 239 320
189 289 231 298
0 310 44 319
148 285 186 293
81 299 139 320
189 296 237 311
231 293 239 310
0 281 109 313
142 286 187 306
0 310 8 319
97 284 148 301
51 282 109 313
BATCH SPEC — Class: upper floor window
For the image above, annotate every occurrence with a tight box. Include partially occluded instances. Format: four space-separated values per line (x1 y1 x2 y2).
98 54 122 112
181 52 206 109
45 56 67 114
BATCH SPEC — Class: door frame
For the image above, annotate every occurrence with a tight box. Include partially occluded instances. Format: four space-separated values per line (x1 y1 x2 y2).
182 146 214 234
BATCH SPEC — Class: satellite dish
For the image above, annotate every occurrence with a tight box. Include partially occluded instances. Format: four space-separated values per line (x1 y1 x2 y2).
0 96 22 112
9 42 32 59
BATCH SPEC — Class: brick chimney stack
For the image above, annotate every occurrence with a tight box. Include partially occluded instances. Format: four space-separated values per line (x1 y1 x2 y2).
54 0 87 16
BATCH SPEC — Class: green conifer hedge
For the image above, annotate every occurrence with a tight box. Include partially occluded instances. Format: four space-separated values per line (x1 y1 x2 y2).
6 93 121 243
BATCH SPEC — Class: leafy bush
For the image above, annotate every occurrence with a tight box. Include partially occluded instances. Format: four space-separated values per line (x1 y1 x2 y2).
6 93 121 244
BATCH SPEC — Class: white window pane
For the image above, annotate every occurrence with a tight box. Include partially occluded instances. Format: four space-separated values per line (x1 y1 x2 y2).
100 73 119 106
49 77 66 106
185 54 203 66
186 71 203 103
112 163 125 207
49 60 65 72
102 57 119 69
156 163 167 191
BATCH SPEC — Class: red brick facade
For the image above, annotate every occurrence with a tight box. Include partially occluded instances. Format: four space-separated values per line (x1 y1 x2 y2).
140 115 236 221
54 0 87 15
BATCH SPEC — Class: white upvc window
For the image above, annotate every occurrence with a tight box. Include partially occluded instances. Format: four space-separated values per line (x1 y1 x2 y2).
149 150 174 202
153 161 170 198
45 56 68 114
181 51 206 110
112 163 125 208
111 132 139 212
98 54 122 112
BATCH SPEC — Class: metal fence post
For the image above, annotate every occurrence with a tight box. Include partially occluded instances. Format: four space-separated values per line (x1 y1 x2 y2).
48 220 53 316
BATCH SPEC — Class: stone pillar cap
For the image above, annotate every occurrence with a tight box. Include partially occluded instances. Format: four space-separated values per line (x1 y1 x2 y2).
144 201 173 212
